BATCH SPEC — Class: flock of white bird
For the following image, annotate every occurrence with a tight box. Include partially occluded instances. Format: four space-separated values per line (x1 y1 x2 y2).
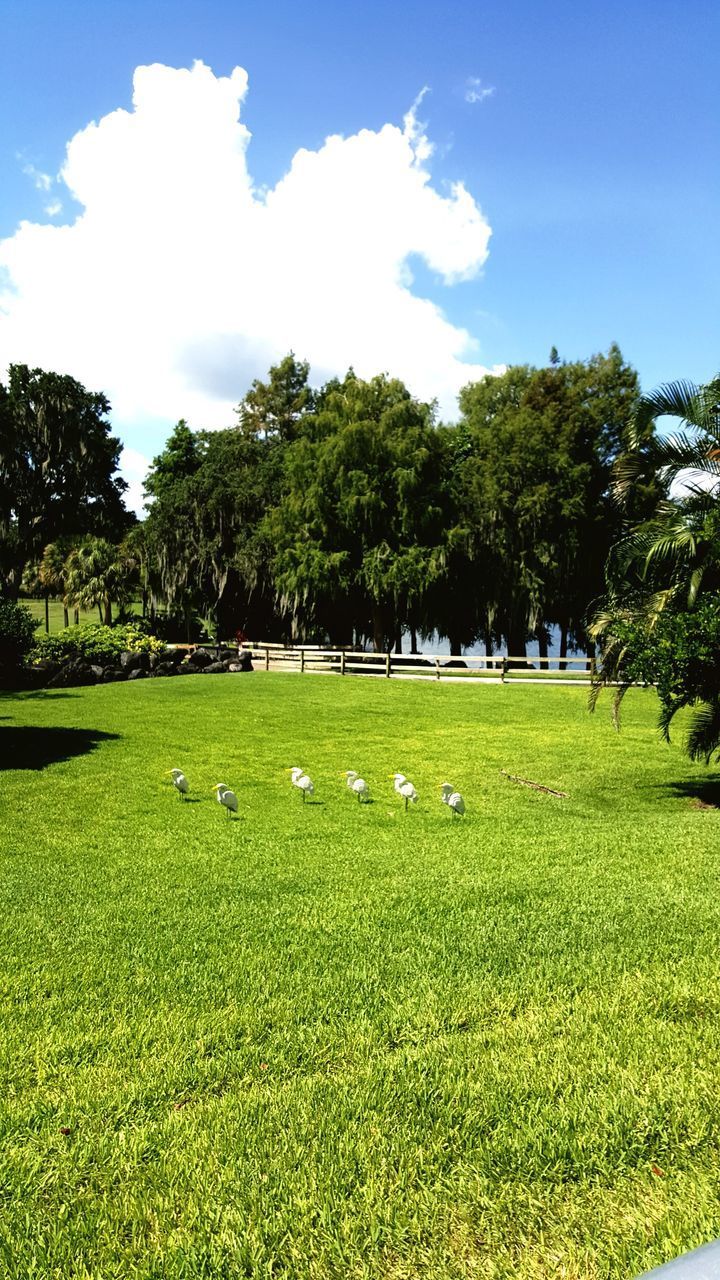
166 767 466 819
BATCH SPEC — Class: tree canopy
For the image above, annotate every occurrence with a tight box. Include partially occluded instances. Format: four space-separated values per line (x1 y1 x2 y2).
0 364 131 594
140 348 639 653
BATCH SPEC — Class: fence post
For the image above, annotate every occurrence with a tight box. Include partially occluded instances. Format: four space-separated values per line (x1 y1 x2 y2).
385 652 391 678
435 656 441 681
265 646 270 672
501 657 508 683
340 650 346 676
300 648 305 674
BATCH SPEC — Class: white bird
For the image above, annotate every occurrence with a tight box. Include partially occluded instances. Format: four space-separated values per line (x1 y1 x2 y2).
213 782 239 818
440 782 466 818
289 767 314 803
391 773 417 810
342 770 371 803
168 768 189 800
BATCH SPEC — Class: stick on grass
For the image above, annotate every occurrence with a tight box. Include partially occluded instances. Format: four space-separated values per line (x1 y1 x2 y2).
500 769 568 798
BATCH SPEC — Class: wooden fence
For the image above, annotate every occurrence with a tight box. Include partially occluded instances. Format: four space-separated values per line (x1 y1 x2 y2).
239 642 598 685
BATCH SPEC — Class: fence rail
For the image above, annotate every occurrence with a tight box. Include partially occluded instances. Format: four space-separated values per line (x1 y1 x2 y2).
239 642 599 685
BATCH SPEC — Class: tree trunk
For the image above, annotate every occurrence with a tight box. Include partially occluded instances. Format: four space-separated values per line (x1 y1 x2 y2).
449 633 462 657
97 604 103 623
410 627 418 655
63 604 69 629
73 608 79 625
483 628 493 658
142 588 147 619
507 624 527 664
44 593 49 634
372 604 385 654
537 627 549 670
559 624 568 672
394 621 402 655
104 599 112 626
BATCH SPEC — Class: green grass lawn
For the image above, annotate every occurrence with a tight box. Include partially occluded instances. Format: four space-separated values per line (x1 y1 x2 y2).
1 674 718 1279
23 598 143 634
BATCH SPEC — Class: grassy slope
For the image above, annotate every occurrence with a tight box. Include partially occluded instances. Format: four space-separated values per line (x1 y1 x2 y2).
0 674 718 1279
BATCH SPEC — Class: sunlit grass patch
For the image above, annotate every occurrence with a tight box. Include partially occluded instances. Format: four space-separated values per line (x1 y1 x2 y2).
0 675 718 1278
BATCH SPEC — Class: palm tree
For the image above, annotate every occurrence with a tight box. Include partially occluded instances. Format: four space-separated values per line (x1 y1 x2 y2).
117 526 149 618
613 375 720 507
39 542 72 629
591 373 720 761
64 537 126 626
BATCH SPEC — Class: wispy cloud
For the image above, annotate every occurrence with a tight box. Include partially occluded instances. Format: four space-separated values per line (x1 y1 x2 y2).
20 160 54 191
1 61 500 429
465 77 495 105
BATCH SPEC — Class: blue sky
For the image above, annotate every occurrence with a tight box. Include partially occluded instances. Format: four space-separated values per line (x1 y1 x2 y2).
1 0 719 508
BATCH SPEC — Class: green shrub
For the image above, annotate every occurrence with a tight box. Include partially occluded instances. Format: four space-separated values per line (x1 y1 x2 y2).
596 595 720 761
0 600 40 667
33 622 164 667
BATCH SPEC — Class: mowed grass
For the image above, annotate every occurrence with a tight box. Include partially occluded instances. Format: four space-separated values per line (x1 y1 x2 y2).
1 674 719 1280
23 599 143 633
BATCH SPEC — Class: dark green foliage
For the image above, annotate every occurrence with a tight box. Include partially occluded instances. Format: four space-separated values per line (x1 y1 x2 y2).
0 599 39 666
592 371 720 764
32 621 163 666
140 349 640 653
0 364 132 593
269 372 445 648
144 420 282 641
455 346 639 656
594 597 720 762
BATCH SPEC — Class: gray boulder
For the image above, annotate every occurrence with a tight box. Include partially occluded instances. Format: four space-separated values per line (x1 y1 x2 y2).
127 668 148 680
186 648 214 669
160 648 184 665
119 650 149 672
47 659 97 688
228 657 254 673
203 661 226 674
33 657 61 679
153 661 178 677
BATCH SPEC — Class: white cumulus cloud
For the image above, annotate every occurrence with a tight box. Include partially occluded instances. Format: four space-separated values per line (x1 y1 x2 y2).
0 60 499 440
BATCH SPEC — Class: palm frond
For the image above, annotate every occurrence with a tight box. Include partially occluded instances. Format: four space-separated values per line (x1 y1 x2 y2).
627 380 702 450
610 684 631 731
685 699 720 764
687 565 705 608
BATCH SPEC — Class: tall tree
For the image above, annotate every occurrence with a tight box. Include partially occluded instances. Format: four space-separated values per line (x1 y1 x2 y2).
143 419 282 640
0 364 131 594
457 347 639 658
237 354 314 442
269 372 445 650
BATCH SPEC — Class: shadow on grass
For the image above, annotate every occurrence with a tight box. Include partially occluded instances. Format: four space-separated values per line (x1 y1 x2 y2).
0 726 120 772
0 689 79 701
657 777 720 808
